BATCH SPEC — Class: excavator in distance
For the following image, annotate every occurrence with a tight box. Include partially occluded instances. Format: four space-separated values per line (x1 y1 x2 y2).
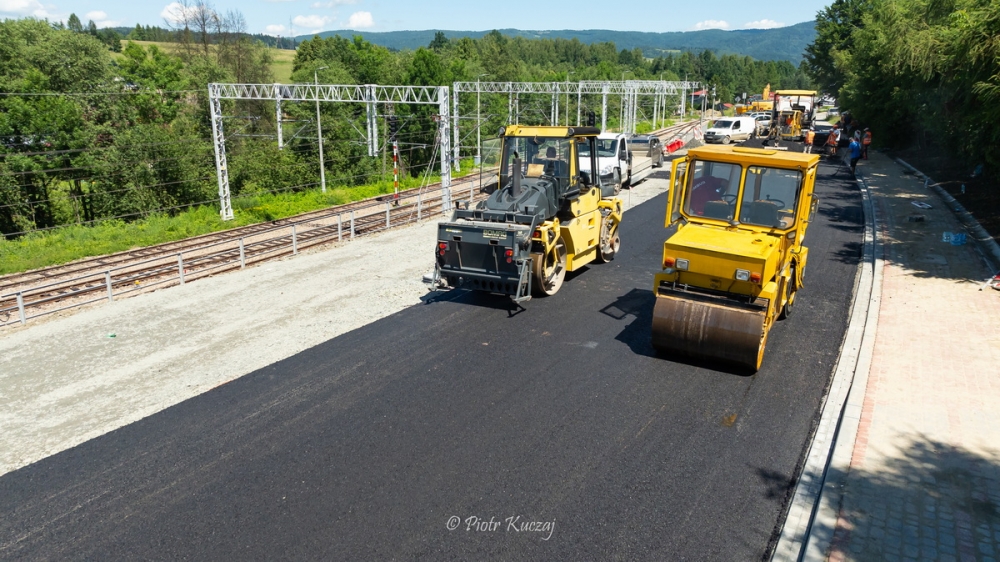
427 124 623 302
651 144 820 371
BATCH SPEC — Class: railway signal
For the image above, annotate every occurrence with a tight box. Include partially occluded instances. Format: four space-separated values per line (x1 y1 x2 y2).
388 115 401 205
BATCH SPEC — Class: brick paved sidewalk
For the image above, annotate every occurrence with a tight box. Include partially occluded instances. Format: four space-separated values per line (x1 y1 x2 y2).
823 153 1000 561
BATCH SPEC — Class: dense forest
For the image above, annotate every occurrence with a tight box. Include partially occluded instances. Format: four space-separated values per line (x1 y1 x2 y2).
304 22 818 64
0 6 811 238
806 0 1000 174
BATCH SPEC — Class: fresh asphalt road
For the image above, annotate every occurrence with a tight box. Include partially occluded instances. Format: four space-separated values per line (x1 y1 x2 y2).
0 157 863 560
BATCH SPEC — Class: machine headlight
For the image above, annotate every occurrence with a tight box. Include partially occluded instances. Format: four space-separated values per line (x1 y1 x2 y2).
600 164 614 175
675 258 690 271
735 268 750 281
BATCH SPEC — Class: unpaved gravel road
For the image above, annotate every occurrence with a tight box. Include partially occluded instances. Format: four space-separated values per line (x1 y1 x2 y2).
0 174 673 477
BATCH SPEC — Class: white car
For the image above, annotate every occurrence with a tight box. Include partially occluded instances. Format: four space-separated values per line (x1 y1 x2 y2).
704 116 757 144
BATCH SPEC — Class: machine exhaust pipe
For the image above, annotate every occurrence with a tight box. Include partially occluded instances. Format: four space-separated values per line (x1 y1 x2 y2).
511 155 522 198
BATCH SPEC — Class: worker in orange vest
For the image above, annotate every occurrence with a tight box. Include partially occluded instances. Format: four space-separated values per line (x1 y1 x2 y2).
804 127 815 153
862 128 872 159
827 125 839 156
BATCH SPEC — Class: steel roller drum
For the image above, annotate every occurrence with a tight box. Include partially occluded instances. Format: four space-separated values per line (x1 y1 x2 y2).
651 294 768 371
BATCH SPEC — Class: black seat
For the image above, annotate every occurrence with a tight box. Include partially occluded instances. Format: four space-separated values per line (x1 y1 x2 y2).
702 200 732 220
742 200 780 227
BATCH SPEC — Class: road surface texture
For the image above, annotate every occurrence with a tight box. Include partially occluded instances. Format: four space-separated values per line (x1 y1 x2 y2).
0 159 862 560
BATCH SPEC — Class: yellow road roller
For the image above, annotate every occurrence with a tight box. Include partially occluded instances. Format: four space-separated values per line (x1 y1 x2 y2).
652 145 820 370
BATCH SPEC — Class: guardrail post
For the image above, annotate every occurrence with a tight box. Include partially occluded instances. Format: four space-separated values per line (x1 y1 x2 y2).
292 224 298 255
16 292 26 325
105 271 114 302
350 211 355 240
239 237 246 269
338 214 343 242
385 202 391 228
177 254 185 285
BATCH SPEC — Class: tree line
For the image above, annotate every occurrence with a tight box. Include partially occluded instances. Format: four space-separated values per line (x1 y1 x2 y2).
1 11 812 238
806 0 999 174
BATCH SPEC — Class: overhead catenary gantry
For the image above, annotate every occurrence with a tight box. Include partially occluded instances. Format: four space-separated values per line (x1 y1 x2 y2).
451 80 699 171
208 82 452 221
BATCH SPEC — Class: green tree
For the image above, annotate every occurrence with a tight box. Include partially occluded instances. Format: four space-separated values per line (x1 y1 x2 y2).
67 13 83 33
429 31 449 51
804 0 873 95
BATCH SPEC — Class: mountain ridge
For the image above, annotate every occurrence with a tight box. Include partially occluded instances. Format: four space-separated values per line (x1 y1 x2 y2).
295 21 816 62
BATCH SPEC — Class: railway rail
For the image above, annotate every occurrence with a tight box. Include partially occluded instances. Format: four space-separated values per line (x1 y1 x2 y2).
0 121 699 329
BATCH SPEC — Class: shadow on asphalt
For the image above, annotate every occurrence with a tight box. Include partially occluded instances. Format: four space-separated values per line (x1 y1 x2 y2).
420 287 528 316
798 437 1000 560
599 288 756 377
599 288 656 359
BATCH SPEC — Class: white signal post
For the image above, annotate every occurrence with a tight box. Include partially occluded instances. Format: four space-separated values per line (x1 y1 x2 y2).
315 66 328 193
391 116 400 206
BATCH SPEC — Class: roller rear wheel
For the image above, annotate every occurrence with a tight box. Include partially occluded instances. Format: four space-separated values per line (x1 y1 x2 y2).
596 213 620 263
531 239 567 296
779 266 797 319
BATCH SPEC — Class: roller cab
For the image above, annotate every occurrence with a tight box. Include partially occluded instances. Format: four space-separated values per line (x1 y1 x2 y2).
652 145 819 370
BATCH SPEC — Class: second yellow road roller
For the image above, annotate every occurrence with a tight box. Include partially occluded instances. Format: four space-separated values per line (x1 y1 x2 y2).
652 144 820 370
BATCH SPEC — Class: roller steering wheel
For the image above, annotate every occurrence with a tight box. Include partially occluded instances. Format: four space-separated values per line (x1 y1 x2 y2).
766 198 786 208
721 194 737 204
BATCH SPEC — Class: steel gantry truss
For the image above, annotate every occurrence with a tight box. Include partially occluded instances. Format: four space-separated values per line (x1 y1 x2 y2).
208 82 451 220
451 80 699 171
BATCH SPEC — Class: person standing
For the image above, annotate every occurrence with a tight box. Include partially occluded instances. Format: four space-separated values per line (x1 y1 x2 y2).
827 125 840 156
862 128 872 159
849 136 862 175
804 127 815 153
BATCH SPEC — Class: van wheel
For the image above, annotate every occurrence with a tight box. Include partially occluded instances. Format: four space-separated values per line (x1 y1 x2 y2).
722 136 731 145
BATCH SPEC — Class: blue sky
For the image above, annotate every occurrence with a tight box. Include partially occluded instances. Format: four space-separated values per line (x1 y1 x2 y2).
0 0 831 36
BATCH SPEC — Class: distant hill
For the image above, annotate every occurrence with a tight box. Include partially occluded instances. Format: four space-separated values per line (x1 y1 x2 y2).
297 22 816 62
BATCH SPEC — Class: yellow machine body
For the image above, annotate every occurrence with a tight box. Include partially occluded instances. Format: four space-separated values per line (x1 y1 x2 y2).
531 186 624 274
652 145 819 370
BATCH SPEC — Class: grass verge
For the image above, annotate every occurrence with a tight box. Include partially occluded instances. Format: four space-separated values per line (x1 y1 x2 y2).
0 161 476 276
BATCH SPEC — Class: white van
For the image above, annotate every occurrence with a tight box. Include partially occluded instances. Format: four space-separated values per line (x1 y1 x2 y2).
704 116 757 144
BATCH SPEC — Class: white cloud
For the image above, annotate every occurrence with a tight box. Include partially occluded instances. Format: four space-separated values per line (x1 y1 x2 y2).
346 10 373 29
292 14 332 33
0 0 50 18
743 19 784 29
161 2 199 24
692 20 730 30
84 10 120 27
265 24 288 35
312 0 355 7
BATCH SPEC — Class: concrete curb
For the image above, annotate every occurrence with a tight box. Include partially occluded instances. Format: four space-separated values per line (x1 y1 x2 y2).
772 160 884 561
895 157 1000 272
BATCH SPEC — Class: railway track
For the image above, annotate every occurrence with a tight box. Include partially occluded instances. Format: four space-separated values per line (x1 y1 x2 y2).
0 121 700 328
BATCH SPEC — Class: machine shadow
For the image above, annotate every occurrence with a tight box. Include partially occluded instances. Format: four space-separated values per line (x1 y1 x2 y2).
420 287 527 316
599 288 755 377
